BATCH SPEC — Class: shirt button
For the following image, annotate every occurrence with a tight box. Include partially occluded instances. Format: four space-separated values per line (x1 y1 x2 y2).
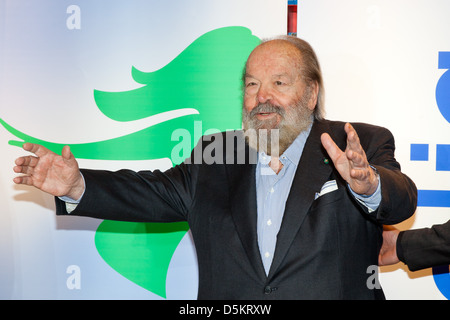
267 219 272 226
270 187 275 193
264 252 270 258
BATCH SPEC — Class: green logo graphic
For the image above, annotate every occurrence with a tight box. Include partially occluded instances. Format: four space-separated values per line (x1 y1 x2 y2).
1 26 260 298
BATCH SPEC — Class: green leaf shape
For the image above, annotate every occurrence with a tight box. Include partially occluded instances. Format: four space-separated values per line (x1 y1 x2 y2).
94 26 260 127
2 115 200 165
95 221 189 298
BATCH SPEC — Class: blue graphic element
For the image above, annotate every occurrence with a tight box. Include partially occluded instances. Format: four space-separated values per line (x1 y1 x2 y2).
433 265 450 299
436 52 450 123
410 144 429 161
436 144 450 171
418 190 450 207
413 52 450 299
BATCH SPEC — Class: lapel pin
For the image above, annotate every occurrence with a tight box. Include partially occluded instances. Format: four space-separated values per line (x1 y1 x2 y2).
323 157 330 165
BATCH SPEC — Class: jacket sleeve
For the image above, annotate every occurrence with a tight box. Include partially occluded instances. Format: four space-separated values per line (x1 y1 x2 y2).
55 161 198 223
397 220 450 271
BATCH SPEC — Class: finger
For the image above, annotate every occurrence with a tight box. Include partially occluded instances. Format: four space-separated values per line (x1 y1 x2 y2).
22 142 35 152
14 156 25 166
344 123 363 152
346 149 366 168
23 143 50 158
345 124 369 167
13 163 34 175
320 133 343 162
13 175 33 186
13 176 22 185
350 168 369 180
15 155 38 168
14 156 38 175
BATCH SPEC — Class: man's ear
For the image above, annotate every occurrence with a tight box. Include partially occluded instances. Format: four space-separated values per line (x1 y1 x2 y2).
308 81 319 111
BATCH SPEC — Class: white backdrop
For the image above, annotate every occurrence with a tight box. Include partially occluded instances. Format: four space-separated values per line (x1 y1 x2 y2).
299 0 450 300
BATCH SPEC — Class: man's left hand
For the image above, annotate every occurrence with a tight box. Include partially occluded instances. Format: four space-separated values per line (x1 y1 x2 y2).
320 123 379 196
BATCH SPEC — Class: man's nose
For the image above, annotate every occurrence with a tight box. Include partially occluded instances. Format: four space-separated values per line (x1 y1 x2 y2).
257 85 274 104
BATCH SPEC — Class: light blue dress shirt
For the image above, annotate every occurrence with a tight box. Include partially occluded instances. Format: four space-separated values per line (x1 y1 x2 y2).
255 122 381 275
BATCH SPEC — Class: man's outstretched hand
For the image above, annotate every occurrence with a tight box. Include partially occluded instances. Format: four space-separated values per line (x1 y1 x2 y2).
13 143 84 200
320 123 379 196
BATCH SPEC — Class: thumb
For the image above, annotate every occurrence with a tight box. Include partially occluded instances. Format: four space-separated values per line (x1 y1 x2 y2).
320 133 342 162
61 145 74 161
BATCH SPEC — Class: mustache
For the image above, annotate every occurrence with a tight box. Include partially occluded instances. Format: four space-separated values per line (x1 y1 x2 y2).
248 103 285 118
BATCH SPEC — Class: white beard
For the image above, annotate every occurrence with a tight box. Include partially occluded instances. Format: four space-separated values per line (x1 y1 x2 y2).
242 89 313 156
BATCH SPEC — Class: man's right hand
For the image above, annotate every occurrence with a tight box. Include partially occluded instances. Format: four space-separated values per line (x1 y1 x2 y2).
13 143 85 200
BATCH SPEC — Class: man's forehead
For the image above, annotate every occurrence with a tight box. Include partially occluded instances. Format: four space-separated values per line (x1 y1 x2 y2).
251 39 301 58
246 40 301 76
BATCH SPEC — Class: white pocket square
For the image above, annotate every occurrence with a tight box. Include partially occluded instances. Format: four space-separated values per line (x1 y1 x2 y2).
315 180 338 200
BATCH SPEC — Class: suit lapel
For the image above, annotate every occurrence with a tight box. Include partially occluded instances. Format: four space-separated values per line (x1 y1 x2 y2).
267 120 334 279
227 134 267 282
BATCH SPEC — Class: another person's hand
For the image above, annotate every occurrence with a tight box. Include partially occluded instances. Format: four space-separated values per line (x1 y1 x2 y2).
13 143 84 200
378 226 400 266
321 123 379 196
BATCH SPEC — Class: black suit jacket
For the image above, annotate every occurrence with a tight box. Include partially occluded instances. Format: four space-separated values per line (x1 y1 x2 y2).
398 220 450 271
55 119 417 299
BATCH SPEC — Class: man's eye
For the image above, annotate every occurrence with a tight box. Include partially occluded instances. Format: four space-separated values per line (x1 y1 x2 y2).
246 82 256 87
275 81 284 86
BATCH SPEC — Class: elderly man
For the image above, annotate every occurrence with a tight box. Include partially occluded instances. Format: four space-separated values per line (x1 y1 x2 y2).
13 36 417 299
